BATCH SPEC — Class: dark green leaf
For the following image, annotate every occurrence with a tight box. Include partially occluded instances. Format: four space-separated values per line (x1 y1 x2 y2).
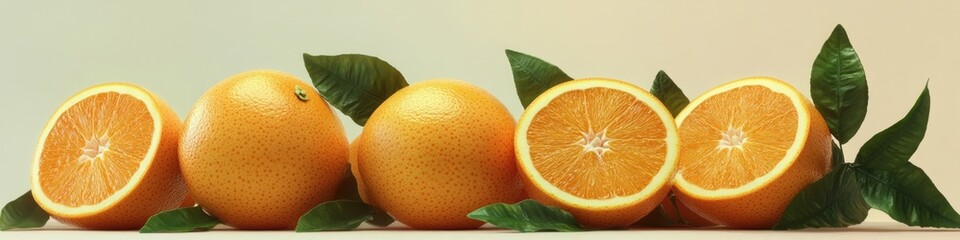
855 84 929 170
139 206 220 233
505 49 573 108
810 24 869 144
856 163 960 228
467 199 583 232
296 200 373 232
650 70 690 116
302 53 409 126
0 191 49 230
831 141 844 167
773 164 869 230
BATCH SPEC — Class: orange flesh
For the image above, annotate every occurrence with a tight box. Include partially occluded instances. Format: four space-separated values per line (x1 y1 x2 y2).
678 85 797 190
526 87 667 200
38 92 154 207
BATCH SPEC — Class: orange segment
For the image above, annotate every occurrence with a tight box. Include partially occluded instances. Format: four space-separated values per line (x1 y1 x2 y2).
38 92 154 207
31 83 187 229
516 78 679 228
526 87 668 200
677 85 799 190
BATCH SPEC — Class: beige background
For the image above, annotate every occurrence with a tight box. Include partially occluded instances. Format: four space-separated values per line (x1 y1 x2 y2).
1 0 958 230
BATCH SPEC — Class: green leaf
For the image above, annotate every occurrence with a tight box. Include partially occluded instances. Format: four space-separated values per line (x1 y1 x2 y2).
296 200 373 232
831 141 844 167
855 84 929 170
139 206 220 233
856 163 960 228
467 199 583 232
810 24 869 144
649 70 690 116
302 53 409 126
0 191 49 230
505 49 573 108
773 164 869 230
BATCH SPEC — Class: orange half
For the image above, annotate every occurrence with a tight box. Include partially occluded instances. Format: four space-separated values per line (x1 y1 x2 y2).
673 77 831 228
515 78 679 228
30 83 186 229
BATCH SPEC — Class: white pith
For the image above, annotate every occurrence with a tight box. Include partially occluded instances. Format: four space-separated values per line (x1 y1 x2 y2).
578 128 612 160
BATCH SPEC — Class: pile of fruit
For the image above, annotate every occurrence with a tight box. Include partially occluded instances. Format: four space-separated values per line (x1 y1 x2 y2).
1 24 955 233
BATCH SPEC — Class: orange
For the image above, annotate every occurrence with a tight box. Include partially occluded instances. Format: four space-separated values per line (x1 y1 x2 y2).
179 194 195 207
30 83 186 229
515 78 679 229
179 70 348 230
657 196 717 227
357 79 524 229
347 136 375 206
634 195 716 227
673 77 831 229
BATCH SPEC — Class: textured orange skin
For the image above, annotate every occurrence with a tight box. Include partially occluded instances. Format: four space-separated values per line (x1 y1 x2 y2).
180 194 195 207
521 172 673 229
658 193 717 227
179 70 348 230
358 79 524 230
36 84 187 230
676 98 832 229
348 137 375 206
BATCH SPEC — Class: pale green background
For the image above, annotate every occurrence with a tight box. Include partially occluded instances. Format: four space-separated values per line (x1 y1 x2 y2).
1 0 958 226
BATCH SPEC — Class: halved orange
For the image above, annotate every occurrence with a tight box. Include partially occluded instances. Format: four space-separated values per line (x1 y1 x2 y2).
30 83 187 229
515 78 679 228
673 77 831 229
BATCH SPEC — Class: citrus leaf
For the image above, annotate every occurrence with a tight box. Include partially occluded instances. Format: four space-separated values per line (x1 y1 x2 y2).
296 200 373 232
467 199 583 232
506 49 573 108
650 70 690 116
0 191 49 231
856 163 960 228
831 141 844 167
139 206 220 233
773 164 868 230
302 53 409 126
810 24 869 144
855 83 929 170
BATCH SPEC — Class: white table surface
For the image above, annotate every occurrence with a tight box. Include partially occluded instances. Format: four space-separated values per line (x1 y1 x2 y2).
2 220 958 240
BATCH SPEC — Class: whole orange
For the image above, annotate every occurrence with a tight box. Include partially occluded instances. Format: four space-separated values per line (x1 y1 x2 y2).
357 79 524 229
179 70 348 229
